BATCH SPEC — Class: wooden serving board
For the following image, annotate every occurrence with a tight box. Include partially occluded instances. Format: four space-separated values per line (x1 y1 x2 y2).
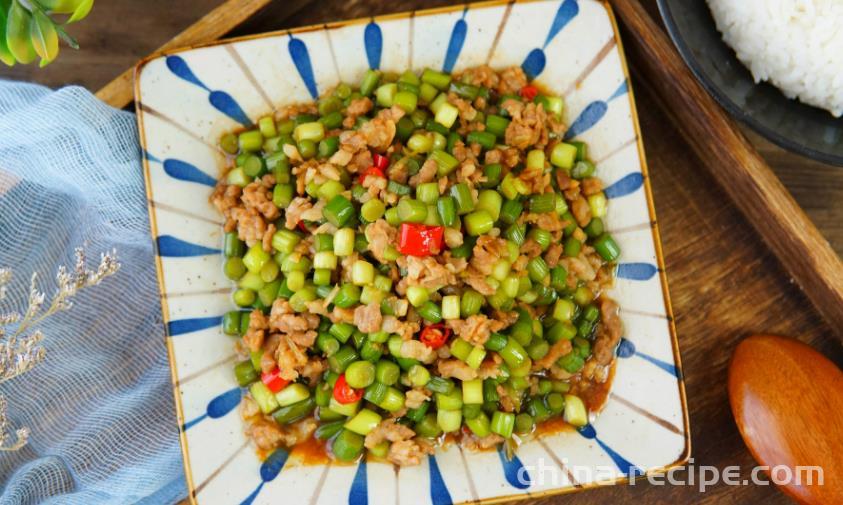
225 2 843 504
11 0 841 503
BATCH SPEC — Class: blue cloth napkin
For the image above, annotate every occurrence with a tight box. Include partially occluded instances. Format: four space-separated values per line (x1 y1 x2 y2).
0 81 186 504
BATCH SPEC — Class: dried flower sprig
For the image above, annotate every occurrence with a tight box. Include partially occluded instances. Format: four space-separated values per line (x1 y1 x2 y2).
0 247 119 451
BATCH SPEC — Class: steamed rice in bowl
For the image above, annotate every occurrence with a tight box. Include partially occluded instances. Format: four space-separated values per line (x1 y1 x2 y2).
707 0 843 117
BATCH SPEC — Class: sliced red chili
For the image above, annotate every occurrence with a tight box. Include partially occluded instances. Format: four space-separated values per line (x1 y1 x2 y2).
519 85 538 101
358 165 385 184
296 220 309 232
419 323 452 349
372 153 389 170
333 374 363 404
397 223 444 257
261 368 290 393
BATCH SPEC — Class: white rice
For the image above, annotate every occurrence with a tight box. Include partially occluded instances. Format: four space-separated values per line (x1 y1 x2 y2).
706 0 843 117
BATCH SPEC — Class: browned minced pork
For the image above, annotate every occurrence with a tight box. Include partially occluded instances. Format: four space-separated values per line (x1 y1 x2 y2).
269 299 320 334
284 197 314 230
555 169 574 191
518 165 552 194
339 129 368 155
457 158 485 187
259 347 277 374
505 102 549 151
329 148 353 167
354 302 383 333
360 172 386 197
470 236 508 276
544 243 564 268
571 196 592 227
460 432 505 451
533 339 573 370
245 418 286 451
242 309 268 352
349 149 374 173
364 419 415 449
400 340 437 364
240 396 260 419
389 438 434 466
300 358 326 386
448 92 478 123
491 310 519 328
522 211 567 232
229 207 267 246
593 298 622 365
365 219 396 263
463 270 497 296
453 145 481 172
211 183 241 218
446 314 509 347
405 388 431 409
359 106 404 151
261 223 276 252
382 316 419 341
496 384 517 412
274 334 308 381
496 66 528 95
562 255 597 283
458 65 500 89
387 158 410 184
403 256 456 289
343 97 373 128
478 355 503 379
409 158 438 186
511 254 529 273
520 239 543 259
241 180 280 221
437 359 478 381
581 177 604 196
484 148 504 165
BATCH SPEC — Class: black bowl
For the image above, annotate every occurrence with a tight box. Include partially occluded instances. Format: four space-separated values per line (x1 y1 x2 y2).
657 0 843 166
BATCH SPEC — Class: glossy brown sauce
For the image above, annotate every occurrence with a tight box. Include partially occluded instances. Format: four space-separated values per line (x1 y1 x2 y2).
290 434 331 465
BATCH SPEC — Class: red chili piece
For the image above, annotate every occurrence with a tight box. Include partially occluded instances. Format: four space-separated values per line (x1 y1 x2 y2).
261 368 290 393
372 153 389 170
333 374 363 404
397 223 444 257
358 165 385 184
419 324 452 349
519 85 538 101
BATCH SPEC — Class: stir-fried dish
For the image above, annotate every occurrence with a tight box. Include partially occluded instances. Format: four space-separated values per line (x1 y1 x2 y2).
211 65 623 466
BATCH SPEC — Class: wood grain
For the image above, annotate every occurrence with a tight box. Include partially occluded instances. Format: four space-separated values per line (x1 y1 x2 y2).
729 335 843 505
609 0 843 341
95 0 274 108
5 1 843 504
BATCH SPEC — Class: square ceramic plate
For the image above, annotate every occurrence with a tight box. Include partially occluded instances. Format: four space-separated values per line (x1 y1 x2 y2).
135 1 690 503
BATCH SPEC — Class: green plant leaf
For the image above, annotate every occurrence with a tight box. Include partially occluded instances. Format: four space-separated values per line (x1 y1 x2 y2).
6 0 36 64
29 9 57 63
0 0 16 65
35 0 81 14
67 0 91 23
53 22 77 49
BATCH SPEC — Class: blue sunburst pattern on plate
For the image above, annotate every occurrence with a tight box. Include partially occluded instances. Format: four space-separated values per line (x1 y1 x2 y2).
136 1 687 503
165 55 253 127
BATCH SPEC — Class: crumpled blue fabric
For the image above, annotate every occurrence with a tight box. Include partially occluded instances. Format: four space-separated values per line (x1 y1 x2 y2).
0 81 186 504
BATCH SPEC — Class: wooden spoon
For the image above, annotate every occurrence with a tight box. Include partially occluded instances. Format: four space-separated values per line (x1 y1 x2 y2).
729 335 843 504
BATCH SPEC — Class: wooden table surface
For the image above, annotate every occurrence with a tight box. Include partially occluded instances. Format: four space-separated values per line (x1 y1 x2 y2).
3 1 842 504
